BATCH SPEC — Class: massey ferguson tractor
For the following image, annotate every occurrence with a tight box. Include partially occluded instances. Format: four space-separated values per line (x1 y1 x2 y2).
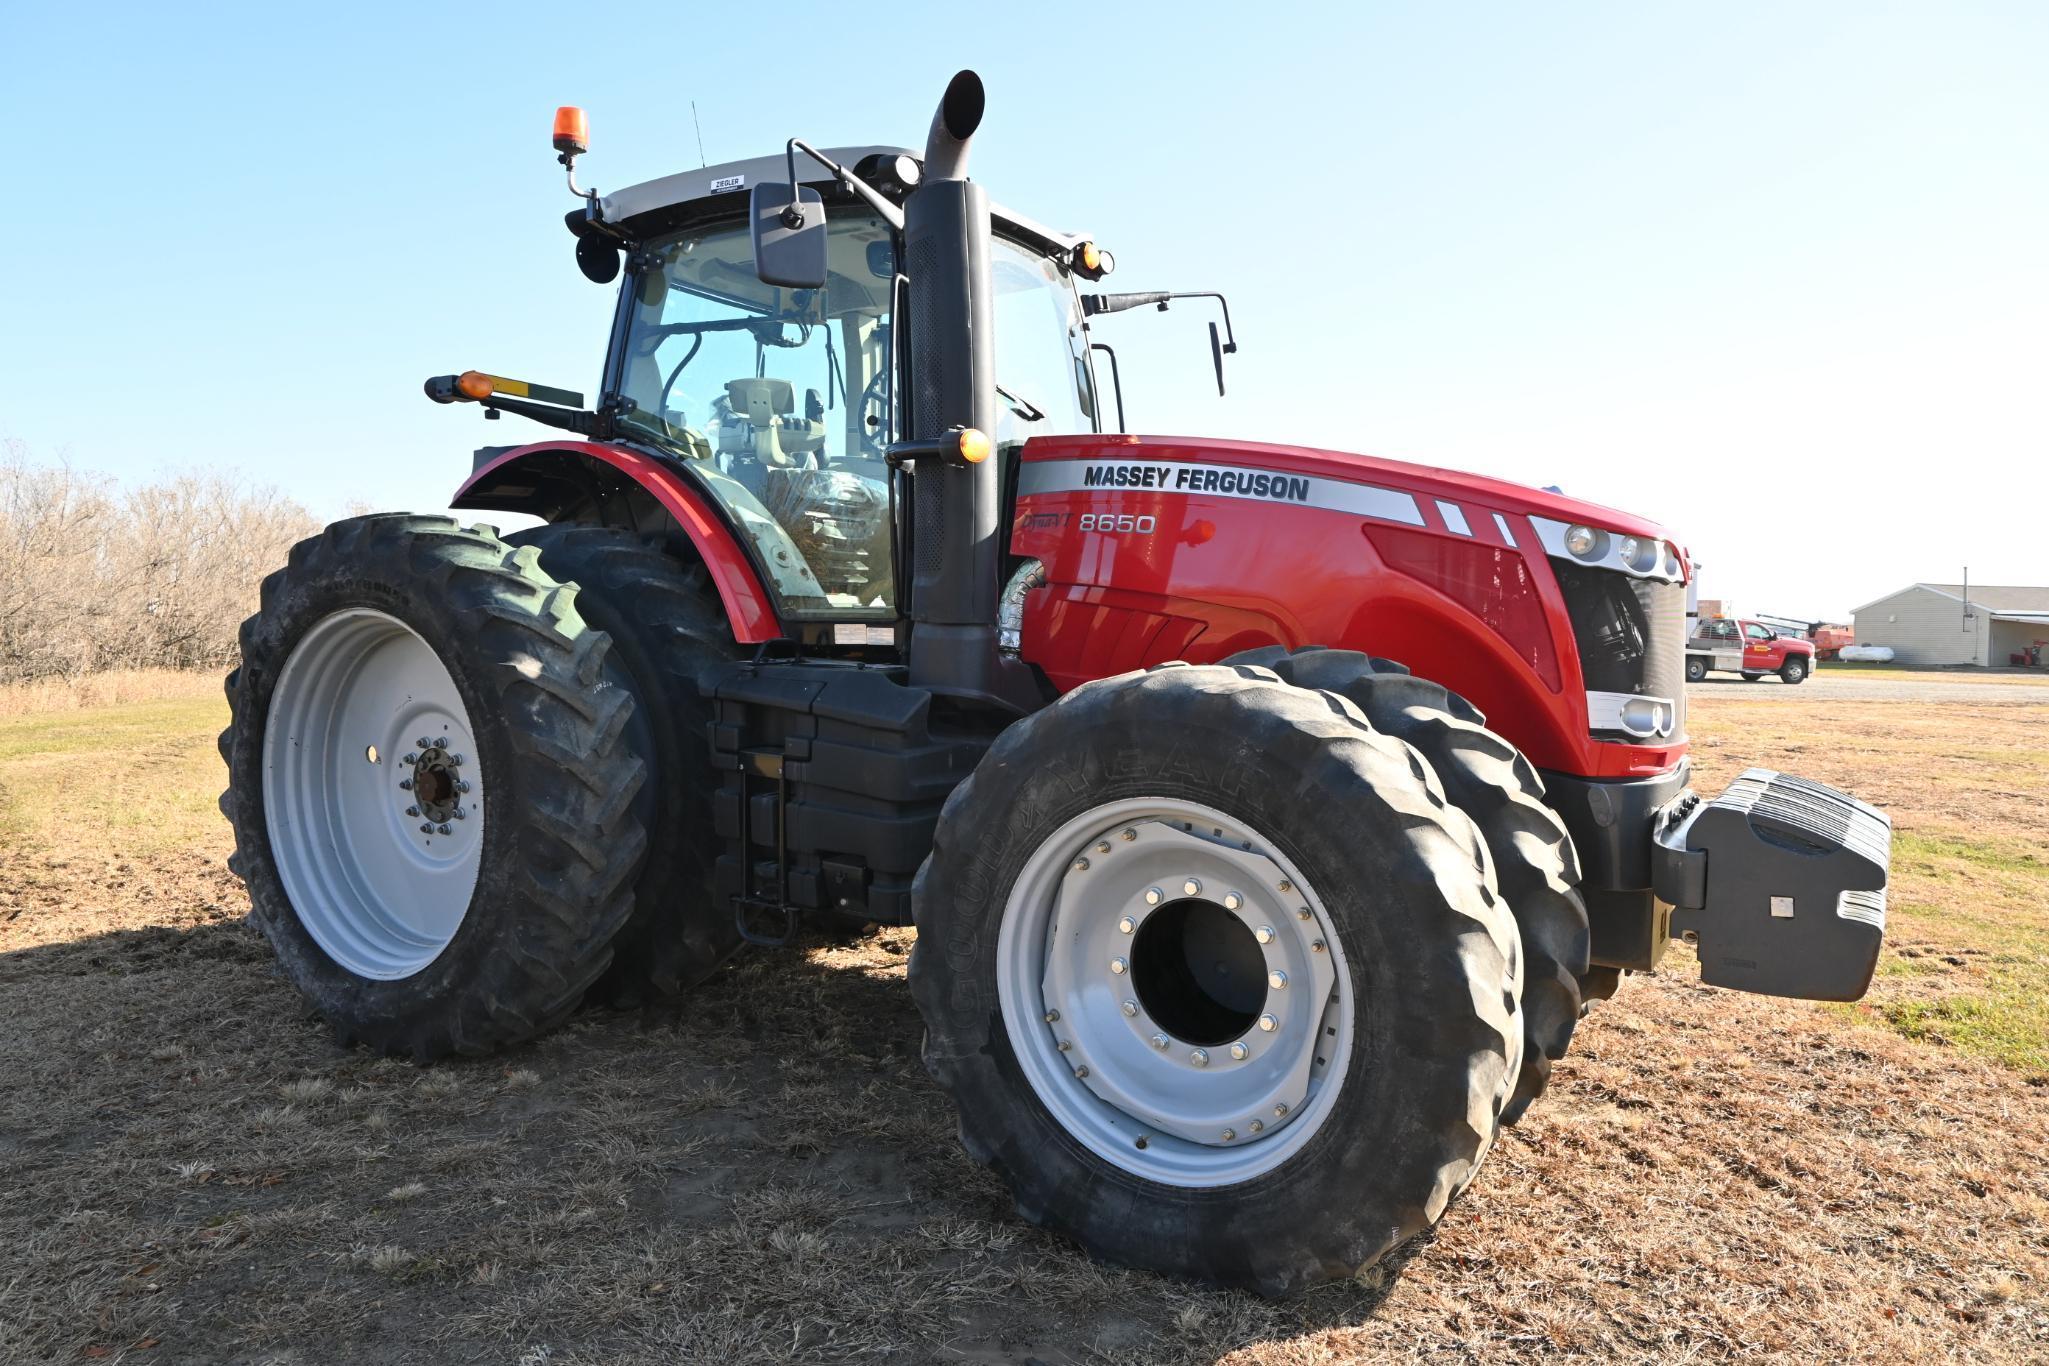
218 73 1892 1296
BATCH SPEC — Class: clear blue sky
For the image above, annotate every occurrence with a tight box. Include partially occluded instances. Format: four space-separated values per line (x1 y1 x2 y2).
3 1 2043 619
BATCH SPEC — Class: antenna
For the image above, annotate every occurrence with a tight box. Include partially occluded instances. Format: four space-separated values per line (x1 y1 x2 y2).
691 101 707 168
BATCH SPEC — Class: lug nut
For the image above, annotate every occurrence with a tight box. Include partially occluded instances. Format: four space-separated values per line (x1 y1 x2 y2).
1109 957 1127 975
1254 924 1275 945
416 737 432 749
1258 1013 1278 1032
1095 841 1111 854
420 823 434 834
1190 1048 1209 1067
1221 1128 1236 1141
438 824 452 835
1121 1000 1138 1017
1117 915 1136 935
1250 1119 1265 1133
452 808 465 820
1075 1066 1090 1079
1044 1010 1060 1024
1121 828 1137 842
1057 1040 1072 1053
1268 970 1288 990
1182 877 1202 897
406 806 420 817
1143 886 1164 906
1312 939 1327 954
456 780 471 793
1274 1103 1289 1117
1151 1033 1168 1050
449 754 462 767
1278 879 1293 893
1223 891 1243 911
435 737 449 749
1297 907 1312 921
402 753 417 766
1072 857 1090 873
1229 1042 1249 1061
399 778 414 791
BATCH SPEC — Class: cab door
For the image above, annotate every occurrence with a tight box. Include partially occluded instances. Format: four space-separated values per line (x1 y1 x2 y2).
1742 621 1778 668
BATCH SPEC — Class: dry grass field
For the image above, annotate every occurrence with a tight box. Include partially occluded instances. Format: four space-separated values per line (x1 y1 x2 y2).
2 669 2045 1363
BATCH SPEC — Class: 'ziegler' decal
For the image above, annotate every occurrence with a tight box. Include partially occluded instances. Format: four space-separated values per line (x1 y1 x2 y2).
1017 458 1426 527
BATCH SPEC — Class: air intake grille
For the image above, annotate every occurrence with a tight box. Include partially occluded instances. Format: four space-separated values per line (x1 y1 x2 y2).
1551 560 1687 743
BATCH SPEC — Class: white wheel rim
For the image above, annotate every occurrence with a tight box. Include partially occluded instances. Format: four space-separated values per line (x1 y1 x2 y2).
996 798 1354 1188
263 609 485 980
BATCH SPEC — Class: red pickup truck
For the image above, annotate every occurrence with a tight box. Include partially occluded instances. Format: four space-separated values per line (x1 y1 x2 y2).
1686 616 1816 684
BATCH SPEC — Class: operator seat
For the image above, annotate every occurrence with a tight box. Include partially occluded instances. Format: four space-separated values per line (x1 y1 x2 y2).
719 378 827 467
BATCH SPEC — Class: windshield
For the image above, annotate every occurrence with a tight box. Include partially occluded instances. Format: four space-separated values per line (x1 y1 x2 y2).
614 214 897 616
990 238 1094 445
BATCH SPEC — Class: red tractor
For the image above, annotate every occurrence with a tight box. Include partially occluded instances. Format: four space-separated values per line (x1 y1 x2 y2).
218 73 1891 1296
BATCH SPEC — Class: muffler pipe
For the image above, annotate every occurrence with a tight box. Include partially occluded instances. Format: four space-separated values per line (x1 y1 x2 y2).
922 70 985 182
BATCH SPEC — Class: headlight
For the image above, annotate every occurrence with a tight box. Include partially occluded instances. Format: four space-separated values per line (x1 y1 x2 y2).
1564 524 1599 557
1617 535 1639 565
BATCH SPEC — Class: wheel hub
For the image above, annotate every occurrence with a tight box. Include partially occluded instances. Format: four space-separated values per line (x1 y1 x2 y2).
1003 802 1352 1186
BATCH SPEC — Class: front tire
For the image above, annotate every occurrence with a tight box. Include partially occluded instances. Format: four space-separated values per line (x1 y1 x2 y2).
1780 656 1808 684
910 663 1522 1296
1227 647 1590 1125
219 515 646 1059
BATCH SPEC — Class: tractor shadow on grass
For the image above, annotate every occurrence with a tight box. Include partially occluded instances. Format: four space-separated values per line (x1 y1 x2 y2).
1 912 1421 1362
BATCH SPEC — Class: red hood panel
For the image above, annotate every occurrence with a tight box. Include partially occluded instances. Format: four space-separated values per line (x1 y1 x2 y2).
1021 434 1680 548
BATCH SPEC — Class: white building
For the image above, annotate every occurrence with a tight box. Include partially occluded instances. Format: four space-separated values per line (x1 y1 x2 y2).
1850 583 2049 668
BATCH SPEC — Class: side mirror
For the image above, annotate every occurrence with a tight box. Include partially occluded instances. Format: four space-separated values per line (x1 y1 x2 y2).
751 183 828 288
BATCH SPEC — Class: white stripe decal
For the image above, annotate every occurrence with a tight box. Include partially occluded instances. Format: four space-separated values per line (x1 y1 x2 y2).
1436 500 1471 536
1016 458 1425 526
1492 512 1518 547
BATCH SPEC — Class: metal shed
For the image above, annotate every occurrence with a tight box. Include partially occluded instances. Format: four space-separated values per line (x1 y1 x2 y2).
1850 583 2049 667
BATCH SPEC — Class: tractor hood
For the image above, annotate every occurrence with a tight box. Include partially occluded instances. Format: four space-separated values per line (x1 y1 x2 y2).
1018 433 1684 559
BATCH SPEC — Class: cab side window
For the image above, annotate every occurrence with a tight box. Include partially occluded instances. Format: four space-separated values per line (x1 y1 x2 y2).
1743 623 1772 641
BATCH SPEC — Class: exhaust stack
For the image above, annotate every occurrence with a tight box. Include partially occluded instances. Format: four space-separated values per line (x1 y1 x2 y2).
900 70 1037 711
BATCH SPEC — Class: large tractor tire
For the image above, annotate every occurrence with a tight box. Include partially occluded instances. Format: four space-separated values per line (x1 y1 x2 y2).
910 663 1523 1297
1227 646 1590 1125
507 525 741 1006
219 515 646 1059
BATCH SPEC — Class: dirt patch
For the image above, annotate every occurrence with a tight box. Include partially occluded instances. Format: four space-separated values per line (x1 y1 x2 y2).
1 692 2046 1362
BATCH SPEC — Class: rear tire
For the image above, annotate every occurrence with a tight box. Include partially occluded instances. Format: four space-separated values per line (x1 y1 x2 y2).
1685 657 1708 683
219 515 645 1059
1779 656 1808 684
507 526 741 1006
911 663 1522 1297
1228 646 1589 1124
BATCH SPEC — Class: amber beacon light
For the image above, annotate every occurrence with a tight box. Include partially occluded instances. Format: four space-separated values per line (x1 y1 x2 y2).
552 106 589 158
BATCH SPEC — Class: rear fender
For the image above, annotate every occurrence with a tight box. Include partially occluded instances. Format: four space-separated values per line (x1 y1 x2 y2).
451 440 780 643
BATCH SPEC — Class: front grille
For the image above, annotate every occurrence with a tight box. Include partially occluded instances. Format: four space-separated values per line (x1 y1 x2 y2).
1550 559 1687 743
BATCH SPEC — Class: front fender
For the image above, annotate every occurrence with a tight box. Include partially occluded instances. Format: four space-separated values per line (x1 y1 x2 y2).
451 440 780 643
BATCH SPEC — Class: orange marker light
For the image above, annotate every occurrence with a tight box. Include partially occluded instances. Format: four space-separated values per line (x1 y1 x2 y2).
956 428 992 464
1079 242 1102 272
456 371 494 401
552 106 589 157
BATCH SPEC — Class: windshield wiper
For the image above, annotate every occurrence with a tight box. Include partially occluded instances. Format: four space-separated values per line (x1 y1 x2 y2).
995 382 1045 423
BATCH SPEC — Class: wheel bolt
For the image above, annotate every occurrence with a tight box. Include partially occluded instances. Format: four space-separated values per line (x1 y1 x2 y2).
1250 1119 1265 1133
1278 879 1293 893
416 737 431 749
1274 1103 1289 1117
1268 970 1288 990
1117 915 1136 935
1057 1040 1071 1052
1072 857 1090 873
1312 939 1327 954
1121 828 1137 841
452 808 465 820
1045 1009 1060 1024
1074 1066 1090 1079
1223 891 1243 911
1190 1048 1209 1067
1095 841 1111 854
437 824 452 836
420 823 434 834
1229 1042 1249 1060
406 806 420 817
402 753 417 766
1143 887 1164 906
1254 924 1275 945
1182 877 1202 897
1151 1033 1168 1050
1221 1128 1236 1141
1257 1013 1279 1033
449 755 462 767
456 780 470 793
399 778 414 791
1109 957 1127 975
1297 907 1313 921
1121 1000 1138 1017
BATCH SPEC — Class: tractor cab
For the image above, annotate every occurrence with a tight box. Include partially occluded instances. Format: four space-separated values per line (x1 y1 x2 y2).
572 145 1105 623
